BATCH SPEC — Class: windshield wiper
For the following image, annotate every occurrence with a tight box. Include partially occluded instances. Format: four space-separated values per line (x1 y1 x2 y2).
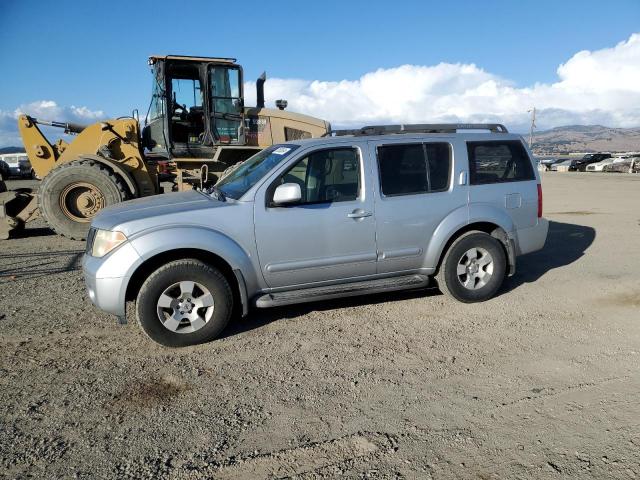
207 184 226 201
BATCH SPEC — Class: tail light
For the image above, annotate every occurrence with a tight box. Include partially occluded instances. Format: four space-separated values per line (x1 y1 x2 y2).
537 183 543 218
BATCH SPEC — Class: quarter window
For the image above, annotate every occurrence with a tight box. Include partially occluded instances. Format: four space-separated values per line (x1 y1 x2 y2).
467 141 535 185
272 148 361 205
377 143 451 196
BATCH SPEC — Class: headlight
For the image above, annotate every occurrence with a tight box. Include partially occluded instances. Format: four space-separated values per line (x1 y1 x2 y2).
91 230 127 257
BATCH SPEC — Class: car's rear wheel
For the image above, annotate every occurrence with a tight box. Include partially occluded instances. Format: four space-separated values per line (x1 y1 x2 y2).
435 232 506 303
136 259 233 347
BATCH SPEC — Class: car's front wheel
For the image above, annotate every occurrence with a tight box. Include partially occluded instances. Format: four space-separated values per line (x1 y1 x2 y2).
136 259 233 347
435 231 506 303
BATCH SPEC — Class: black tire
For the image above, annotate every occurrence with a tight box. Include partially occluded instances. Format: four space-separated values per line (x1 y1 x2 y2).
39 159 128 240
435 231 506 303
136 259 233 347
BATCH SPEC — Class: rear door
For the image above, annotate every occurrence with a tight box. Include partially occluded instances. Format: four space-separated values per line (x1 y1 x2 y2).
466 139 538 230
369 138 467 274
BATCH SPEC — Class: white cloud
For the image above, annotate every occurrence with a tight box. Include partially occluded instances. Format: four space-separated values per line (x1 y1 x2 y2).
0 101 105 147
246 32 640 132
2 33 639 147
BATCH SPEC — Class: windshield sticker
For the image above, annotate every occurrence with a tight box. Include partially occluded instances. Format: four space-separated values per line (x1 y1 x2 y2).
272 147 291 155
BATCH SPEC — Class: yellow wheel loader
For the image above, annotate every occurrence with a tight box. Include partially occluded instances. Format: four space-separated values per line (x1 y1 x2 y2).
3 55 330 240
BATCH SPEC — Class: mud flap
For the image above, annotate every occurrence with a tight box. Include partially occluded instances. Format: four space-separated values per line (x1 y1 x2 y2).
0 185 39 240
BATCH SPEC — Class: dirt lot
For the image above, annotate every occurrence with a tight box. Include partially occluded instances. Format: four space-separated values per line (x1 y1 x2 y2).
1 172 639 479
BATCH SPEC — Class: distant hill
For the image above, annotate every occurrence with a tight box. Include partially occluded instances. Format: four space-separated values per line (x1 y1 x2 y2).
0 146 26 155
532 125 640 154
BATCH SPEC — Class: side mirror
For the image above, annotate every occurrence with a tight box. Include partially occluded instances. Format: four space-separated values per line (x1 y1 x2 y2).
273 183 301 205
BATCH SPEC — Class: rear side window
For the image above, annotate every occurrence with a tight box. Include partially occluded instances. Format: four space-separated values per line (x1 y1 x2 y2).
377 143 451 196
467 141 535 185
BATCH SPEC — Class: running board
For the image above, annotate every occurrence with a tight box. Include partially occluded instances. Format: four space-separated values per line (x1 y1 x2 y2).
255 274 430 308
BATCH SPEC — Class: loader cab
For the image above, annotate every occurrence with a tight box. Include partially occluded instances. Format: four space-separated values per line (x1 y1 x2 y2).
143 55 245 158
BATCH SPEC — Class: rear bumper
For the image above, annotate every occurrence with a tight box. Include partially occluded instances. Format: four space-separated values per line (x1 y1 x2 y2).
515 217 549 256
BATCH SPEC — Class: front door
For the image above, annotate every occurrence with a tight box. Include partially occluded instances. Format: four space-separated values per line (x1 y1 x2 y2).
254 145 377 288
209 65 244 144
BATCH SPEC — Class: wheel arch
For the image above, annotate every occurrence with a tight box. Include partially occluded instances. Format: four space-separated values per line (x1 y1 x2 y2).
124 228 259 317
426 206 516 275
125 248 244 313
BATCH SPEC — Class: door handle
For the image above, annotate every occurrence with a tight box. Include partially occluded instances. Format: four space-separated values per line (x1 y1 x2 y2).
348 209 372 219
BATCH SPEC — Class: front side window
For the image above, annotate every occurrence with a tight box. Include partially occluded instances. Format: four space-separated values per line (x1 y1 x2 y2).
377 142 451 196
271 148 361 205
467 140 535 185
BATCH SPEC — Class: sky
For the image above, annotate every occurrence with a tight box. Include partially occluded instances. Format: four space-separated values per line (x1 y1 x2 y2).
0 0 639 146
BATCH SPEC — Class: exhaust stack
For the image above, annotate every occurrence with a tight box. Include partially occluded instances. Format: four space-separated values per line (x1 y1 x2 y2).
256 72 266 109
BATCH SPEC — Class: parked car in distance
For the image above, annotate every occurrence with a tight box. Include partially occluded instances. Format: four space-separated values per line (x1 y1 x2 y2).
540 157 570 171
586 157 617 172
0 159 9 181
83 123 549 347
569 153 611 172
550 159 573 171
603 156 640 173
0 153 34 178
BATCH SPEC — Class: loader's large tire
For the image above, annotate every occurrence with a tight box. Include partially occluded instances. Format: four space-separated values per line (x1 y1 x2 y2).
39 160 128 240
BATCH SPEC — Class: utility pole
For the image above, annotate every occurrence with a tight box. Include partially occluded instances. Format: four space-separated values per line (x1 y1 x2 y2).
528 107 537 149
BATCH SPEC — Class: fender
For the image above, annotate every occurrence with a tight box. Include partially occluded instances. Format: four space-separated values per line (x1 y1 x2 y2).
467 203 516 235
424 205 469 269
126 225 261 300
78 154 139 197
424 203 516 269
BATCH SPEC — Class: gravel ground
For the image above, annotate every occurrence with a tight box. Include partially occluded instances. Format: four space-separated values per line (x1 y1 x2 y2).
1 172 639 479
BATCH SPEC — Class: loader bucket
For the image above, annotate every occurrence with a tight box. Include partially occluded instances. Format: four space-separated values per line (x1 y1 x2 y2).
0 182 39 240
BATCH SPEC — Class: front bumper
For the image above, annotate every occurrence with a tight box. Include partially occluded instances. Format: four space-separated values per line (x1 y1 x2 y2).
82 242 142 318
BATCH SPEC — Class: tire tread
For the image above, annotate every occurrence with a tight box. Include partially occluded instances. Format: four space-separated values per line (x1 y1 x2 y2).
39 159 128 240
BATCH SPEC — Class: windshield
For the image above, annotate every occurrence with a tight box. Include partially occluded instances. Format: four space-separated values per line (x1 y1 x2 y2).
217 144 300 199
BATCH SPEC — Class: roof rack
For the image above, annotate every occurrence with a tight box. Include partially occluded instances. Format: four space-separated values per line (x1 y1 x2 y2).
328 123 509 137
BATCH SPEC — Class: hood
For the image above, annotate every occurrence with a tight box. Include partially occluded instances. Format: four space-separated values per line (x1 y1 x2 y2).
91 190 229 235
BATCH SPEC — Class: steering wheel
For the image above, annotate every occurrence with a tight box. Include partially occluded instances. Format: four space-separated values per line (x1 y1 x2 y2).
173 101 187 119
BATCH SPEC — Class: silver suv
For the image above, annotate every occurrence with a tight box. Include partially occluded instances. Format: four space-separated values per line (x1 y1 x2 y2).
83 124 548 347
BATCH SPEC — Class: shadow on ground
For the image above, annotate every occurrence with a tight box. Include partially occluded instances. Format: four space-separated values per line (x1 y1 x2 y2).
503 220 596 292
221 287 438 339
9 227 55 239
0 249 84 280
224 220 595 338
